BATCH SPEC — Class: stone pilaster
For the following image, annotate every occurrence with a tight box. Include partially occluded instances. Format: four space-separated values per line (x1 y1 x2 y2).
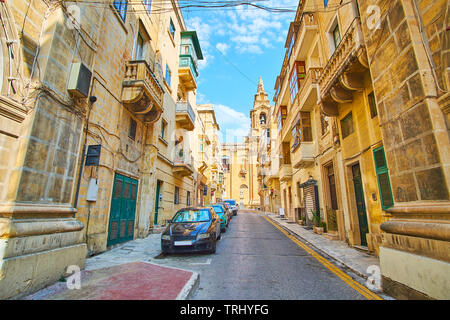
358 0 450 299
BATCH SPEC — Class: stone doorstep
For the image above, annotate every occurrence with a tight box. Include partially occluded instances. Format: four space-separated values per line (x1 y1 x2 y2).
265 213 378 280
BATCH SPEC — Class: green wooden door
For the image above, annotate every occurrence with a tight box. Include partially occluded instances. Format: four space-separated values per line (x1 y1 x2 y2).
154 180 161 225
108 173 138 246
351 164 369 246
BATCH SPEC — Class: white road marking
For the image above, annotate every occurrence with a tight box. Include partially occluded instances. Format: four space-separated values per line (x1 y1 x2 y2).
189 258 212 265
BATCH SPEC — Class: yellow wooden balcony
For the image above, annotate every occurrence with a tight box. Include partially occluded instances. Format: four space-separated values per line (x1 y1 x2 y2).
279 164 292 182
122 60 164 123
179 55 198 91
292 142 315 169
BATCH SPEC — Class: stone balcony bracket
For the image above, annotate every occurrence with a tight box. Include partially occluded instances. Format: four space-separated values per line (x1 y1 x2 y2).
122 60 164 124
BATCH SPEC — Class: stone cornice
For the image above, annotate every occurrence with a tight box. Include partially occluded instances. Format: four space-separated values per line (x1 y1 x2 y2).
0 95 27 123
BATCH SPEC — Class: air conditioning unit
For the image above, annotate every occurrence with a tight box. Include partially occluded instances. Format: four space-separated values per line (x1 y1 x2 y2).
67 62 92 98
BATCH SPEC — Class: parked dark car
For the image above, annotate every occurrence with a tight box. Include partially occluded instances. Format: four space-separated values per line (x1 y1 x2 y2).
224 199 238 216
161 207 221 254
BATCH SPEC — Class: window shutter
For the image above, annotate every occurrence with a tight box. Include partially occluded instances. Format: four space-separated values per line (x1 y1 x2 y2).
373 147 394 210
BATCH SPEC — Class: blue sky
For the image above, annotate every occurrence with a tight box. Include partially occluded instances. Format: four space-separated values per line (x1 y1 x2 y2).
183 1 298 143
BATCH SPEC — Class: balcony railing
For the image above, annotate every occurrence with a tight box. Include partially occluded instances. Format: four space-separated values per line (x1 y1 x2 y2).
294 67 321 109
122 60 164 123
176 101 196 131
318 17 367 97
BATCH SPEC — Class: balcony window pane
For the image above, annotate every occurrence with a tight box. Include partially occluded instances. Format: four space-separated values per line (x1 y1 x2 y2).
135 33 144 60
333 24 341 48
113 1 127 22
340 112 354 139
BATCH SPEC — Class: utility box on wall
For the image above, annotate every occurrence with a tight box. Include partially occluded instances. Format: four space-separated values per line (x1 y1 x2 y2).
85 145 101 166
68 62 92 98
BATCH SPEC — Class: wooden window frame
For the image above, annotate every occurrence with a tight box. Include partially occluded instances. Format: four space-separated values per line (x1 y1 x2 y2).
373 146 394 210
113 0 128 22
292 111 313 151
129 117 137 140
332 23 341 49
340 112 354 139
277 106 287 133
368 91 378 118
289 61 306 104
160 119 167 140
174 186 180 204
169 18 175 39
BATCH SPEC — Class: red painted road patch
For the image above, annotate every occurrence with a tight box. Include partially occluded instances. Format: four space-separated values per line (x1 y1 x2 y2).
24 261 194 300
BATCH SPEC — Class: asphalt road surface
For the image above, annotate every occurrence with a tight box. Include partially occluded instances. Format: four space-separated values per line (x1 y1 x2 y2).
155 210 369 300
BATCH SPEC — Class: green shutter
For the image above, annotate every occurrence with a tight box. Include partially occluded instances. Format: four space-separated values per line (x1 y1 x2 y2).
373 147 394 210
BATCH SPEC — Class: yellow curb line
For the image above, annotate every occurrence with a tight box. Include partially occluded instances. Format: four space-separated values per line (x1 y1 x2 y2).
263 216 383 300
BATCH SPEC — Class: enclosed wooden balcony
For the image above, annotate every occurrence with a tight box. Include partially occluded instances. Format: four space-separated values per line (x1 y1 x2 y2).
318 18 369 117
292 142 315 169
176 101 196 131
179 55 198 91
279 164 293 182
122 60 164 123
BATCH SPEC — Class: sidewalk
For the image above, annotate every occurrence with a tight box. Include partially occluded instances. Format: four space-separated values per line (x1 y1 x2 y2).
264 212 379 280
22 234 199 300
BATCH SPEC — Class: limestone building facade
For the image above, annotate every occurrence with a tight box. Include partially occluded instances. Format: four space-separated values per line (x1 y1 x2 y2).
265 0 450 299
0 0 209 299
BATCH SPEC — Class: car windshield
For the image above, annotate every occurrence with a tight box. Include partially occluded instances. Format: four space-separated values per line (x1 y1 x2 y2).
172 209 211 223
225 200 236 206
211 205 224 213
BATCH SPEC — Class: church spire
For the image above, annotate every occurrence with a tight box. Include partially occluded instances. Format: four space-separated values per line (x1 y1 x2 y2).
257 76 265 93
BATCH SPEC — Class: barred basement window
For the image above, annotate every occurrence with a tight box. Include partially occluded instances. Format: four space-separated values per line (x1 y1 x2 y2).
373 146 394 210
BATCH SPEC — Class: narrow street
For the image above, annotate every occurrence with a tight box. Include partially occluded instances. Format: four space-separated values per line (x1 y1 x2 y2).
154 210 375 300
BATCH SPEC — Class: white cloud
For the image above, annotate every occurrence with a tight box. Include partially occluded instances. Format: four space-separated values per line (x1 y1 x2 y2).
213 104 251 142
216 43 230 55
186 0 298 65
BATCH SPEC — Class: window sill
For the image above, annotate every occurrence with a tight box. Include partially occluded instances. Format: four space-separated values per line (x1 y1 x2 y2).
164 79 172 93
159 136 168 146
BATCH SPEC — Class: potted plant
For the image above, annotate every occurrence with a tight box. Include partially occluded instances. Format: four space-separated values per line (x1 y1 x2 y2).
312 210 324 234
